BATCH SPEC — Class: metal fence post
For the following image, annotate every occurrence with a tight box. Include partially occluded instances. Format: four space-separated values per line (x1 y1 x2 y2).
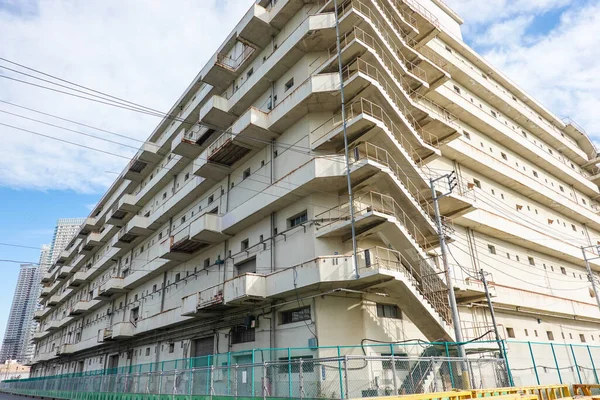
528 342 540 385
262 362 268 400
550 343 563 384
570 344 582 383
391 355 398 395
337 346 344 400
587 345 599 384
172 369 177 399
445 342 455 388
228 352 232 395
252 349 256 396
234 364 238 398
288 348 292 398
299 358 304 400
206 354 211 395
210 365 215 395
343 355 350 400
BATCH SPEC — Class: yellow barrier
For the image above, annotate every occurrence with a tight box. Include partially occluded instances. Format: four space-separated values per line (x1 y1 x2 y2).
573 384 600 396
472 384 571 400
359 390 473 400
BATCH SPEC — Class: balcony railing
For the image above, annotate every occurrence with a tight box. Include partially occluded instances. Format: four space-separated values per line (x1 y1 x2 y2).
350 142 435 217
216 44 256 72
316 191 436 253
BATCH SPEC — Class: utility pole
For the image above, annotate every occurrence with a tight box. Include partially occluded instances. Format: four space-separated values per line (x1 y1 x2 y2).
581 246 600 312
430 172 466 360
333 0 359 279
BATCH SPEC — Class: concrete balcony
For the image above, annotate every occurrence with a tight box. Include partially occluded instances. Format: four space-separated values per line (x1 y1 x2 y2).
31 330 50 342
40 271 53 284
55 250 70 265
167 213 230 260
94 277 125 299
45 319 62 332
67 271 88 288
200 4 274 89
47 294 60 307
69 299 101 316
199 95 237 129
97 328 113 343
171 125 218 158
33 307 52 321
106 194 139 225
123 143 162 182
56 265 73 279
225 13 336 118
110 321 135 340
77 217 99 238
56 344 75 355
181 284 227 316
223 273 267 305
194 109 272 180
114 216 153 248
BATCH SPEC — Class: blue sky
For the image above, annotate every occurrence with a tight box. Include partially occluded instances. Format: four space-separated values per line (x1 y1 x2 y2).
0 0 598 342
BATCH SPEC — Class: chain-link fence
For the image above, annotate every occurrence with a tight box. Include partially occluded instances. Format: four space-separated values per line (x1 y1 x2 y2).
1 355 507 399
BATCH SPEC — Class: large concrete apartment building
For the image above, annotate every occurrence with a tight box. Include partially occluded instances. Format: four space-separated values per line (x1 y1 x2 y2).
30 0 600 386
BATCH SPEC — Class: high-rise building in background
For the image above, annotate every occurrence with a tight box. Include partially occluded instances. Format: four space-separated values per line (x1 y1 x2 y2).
38 245 51 276
26 0 600 390
48 219 86 265
0 264 40 363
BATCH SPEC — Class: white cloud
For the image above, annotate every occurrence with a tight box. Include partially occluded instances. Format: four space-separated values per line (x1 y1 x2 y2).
475 15 535 47
481 1 600 140
444 0 571 26
0 0 254 193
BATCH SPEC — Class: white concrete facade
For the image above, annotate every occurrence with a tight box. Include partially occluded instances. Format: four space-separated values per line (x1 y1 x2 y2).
29 0 600 383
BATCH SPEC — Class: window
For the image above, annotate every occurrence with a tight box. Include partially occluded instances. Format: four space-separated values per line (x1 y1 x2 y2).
377 303 401 319
204 258 210 268
181 216 186 224
243 168 250 180
453 85 461 94
169 343 175 353
506 253 510 259
463 131 471 140
560 267 567 275
491 110 497 118
281 306 311 324
528 257 535 266
473 179 481 189
559 185 565 192
524 329 529 336
241 239 249 251
506 328 515 338
231 328 256 344
184 172 189 181
152 284 157 292
175 273 181 282
208 195 214 204
488 244 496 255
146 347 150 356
572 224 577 232
501 152 507 161
288 211 308 228
547 331 554 340
533 171 538 178
247 68 253 78
130 307 140 323
284 78 294 92
580 334 586 343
